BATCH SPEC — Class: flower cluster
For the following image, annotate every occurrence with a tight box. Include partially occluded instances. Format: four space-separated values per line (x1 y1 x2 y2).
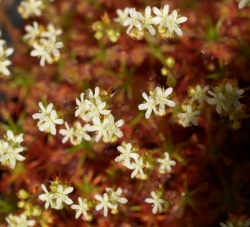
95 187 128 217
138 86 176 119
145 190 168 214
115 142 176 179
39 182 127 220
74 87 124 143
207 81 244 114
115 142 146 179
38 181 73 210
18 0 43 19
114 5 187 39
6 213 36 227
23 21 63 66
32 102 64 135
0 130 26 169
0 31 14 76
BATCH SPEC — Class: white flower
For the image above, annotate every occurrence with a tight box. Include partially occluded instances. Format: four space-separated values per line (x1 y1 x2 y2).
30 36 63 66
151 4 170 28
59 122 74 144
190 85 209 106
0 43 14 76
51 184 74 210
129 157 145 179
178 105 200 127
138 92 157 119
0 59 12 76
239 0 250 9
220 218 250 227
86 86 101 103
103 114 124 142
105 187 128 209
6 213 36 227
71 197 90 219
75 93 90 118
83 100 111 122
115 142 139 167
32 102 64 135
154 86 176 115
114 8 130 25
207 90 226 114
145 191 165 214
157 152 176 174
18 0 43 19
0 140 6 157
72 122 92 144
30 42 52 66
23 21 40 41
95 193 114 217
5 130 24 145
139 6 156 35
123 8 143 34
38 184 53 210
165 10 187 36
87 116 106 142
41 24 62 38
224 82 244 111
0 146 25 169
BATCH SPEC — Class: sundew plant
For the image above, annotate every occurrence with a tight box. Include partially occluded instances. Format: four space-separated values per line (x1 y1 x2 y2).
0 0 250 226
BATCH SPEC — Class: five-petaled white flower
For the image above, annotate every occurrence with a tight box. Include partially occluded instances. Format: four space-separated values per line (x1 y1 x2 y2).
51 184 74 210
105 187 128 209
38 184 53 210
23 21 40 41
145 191 166 214
83 100 111 122
165 10 187 36
95 193 114 217
71 197 90 220
154 86 176 115
59 122 74 144
151 4 170 28
41 24 63 38
190 85 209 106
6 213 36 227
138 92 157 119
75 93 90 118
5 130 24 145
32 102 64 135
129 157 145 179
178 104 201 127
18 0 43 19
87 116 106 142
30 36 63 66
114 8 130 25
207 90 226 114
157 152 176 174
123 8 143 34
103 114 124 142
224 82 244 111
140 6 156 35
115 142 139 167
0 141 25 169
0 40 14 76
